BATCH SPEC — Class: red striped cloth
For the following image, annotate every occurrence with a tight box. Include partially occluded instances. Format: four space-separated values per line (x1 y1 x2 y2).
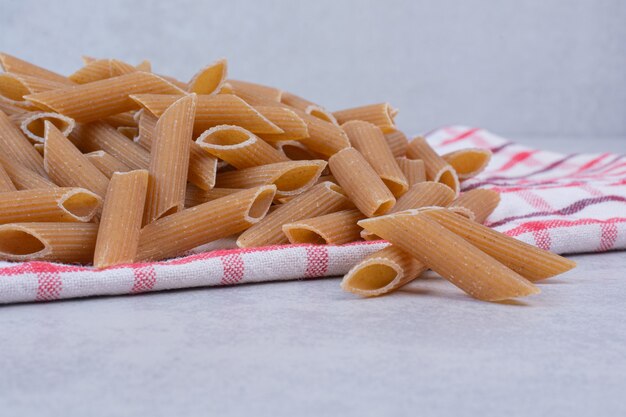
0 127 624 304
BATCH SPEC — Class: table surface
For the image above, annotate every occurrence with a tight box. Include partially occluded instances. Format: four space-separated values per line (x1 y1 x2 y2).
0 137 624 417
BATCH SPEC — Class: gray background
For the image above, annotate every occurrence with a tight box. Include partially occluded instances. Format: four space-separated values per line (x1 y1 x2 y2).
1 0 625 139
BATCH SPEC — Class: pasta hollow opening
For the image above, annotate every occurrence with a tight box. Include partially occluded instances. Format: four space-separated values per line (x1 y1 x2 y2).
328 183 346 196
281 144 314 160
273 166 320 192
0 229 46 256
203 128 250 146
437 169 459 193
26 117 71 139
449 152 490 175
285 227 327 244
373 199 395 216
347 263 399 291
246 187 275 220
60 190 101 220
382 178 407 196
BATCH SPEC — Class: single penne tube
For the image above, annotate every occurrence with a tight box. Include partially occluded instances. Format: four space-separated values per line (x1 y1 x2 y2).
236 181 351 247
85 151 131 178
395 157 426 186
328 147 396 217
0 162 16 192
137 185 276 261
0 109 46 176
384 130 409 158
422 208 577 281
136 109 157 150
442 148 492 180
274 140 321 161
187 59 228 95
0 73 59 109
0 222 98 263
117 126 137 140
0 187 101 224
304 105 339 125
282 209 365 245
360 181 456 240
0 156 56 190
406 136 460 195
94 170 149 268
26 72 186 123
71 121 150 170
68 59 113 84
333 103 397 133
131 94 283 135
215 160 326 199
44 122 109 197
185 185 240 208
10 111 75 143
448 189 501 224
296 110 351 158
227 79 282 103
144 94 196 224
341 245 427 297
109 59 141 76
196 125 288 168
342 120 408 197
358 213 540 301
0 52 73 85
255 105 309 142
104 111 137 128
280 91 315 111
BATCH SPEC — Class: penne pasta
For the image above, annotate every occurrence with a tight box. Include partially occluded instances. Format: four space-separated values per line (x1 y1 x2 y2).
0 98 28 116
94 170 149 268
448 189 501 224
0 73 36 108
104 111 137 128
422 208 577 281
44 122 109 197
0 187 101 224
296 110 351 158
280 91 315 111
33 143 44 156
237 181 351 247
117 126 137 140
341 245 427 297
0 109 46 176
185 185 240 208
343 120 408 197
358 212 540 301
282 209 365 245
137 185 276 261
215 160 326 199
188 59 228 95
0 52 73 85
109 59 140 77
304 105 339 125
10 111 75 143
328 147 396 217
274 140 320 161
0 222 98 263
196 125 288 168
136 109 157 150
131 93 283 135
144 94 196 224
384 130 409 158
442 148 492 180
406 136 460 195
333 103 397 133
395 157 426 186
255 105 309 142
85 151 131 178
0 162 16 192
227 79 282 103
0 156 56 190
26 72 186 123
69 59 114 84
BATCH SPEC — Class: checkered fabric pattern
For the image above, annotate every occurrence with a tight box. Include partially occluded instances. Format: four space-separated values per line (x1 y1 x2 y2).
0 127 624 304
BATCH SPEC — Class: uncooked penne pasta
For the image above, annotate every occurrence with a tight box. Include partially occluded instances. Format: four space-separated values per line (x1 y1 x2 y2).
131 94 283 135
117 126 137 140
274 140 320 161
136 109 157 150
94 170 149 268
196 125 288 168
0 162 16 192
104 111 137 128
144 94 196 224
280 91 315 111
215 160 326 199
188 59 228 95
69 59 114 84
237 181 351 247
26 72 185 123
44 122 109 197
85 151 131 178
0 98 28 116
137 185 276 261
0 73 38 108
10 111 74 143
328 147 395 217
406 136 459 195
33 143 44 156
395 157 426 186
422 208 576 281
0 156 56 190
0 222 98 263
343 120 408 197
296 110 351 158
341 245 426 297
359 212 540 301
71 122 150 170
185 185 239 208
0 187 101 224
384 130 409 158
304 105 339 125
442 148 492 180
282 209 365 245
255 105 309 142
0 52 72 85
228 79 282 103
109 59 140 76
448 189 501 224
333 103 397 133
0 109 46 176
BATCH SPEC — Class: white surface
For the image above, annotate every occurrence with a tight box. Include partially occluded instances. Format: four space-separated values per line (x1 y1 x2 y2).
1 0 625 137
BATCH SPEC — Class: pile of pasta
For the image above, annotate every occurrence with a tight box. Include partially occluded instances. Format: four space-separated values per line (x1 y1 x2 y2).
0 53 576 302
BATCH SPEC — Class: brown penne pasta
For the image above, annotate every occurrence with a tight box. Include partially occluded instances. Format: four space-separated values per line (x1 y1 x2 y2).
136 109 157 150
10 111 75 143
69 59 114 84
0 109 46 176
395 157 426 186
442 148 492 180
384 130 409 158
406 136 460 195
103 111 137 128
188 59 228 95
333 103 397 133
85 151 131 178
0 162 16 192
296 110 351 158
305 105 339 125
0 52 73 85
0 156 56 190
274 140 321 161
280 91 315 111
117 126 137 140
282 209 365 245
255 105 309 142
185 185 240 208
448 189 501 223
228 79 282 103
0 98 28 116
